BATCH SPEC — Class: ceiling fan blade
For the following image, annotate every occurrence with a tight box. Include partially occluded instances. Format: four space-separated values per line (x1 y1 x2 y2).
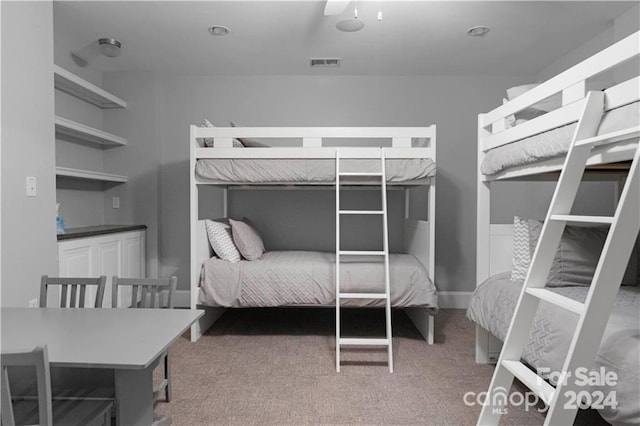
324 0 351 15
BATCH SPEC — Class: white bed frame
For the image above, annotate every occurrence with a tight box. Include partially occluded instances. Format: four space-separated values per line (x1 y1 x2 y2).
189 126 437 344
476 31 640 363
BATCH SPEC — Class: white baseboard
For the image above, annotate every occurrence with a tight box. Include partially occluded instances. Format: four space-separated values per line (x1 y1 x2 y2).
177 290 472 309
437 291 472 309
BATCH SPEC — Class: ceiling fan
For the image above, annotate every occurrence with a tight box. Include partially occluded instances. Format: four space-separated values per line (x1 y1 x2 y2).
324 0 350 15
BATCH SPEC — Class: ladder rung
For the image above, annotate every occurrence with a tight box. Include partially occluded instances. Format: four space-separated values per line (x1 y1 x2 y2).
550 214 614 225
338 338 390 346
525 288 585 315
339 292 388 299
502 360 555 406
339 172 383 177
339 210 384 215
339 250 386 256
574 125 640 148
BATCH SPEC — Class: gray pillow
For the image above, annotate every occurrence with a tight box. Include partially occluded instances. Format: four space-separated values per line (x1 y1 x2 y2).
229 120 270 147
528 219 638 286
229 218 265 261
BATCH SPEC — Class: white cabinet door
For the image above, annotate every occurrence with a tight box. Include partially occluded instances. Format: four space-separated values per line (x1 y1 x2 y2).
96 236 122 307
58 230 145 308
56 240 95 308
58 240 94 277
122 232 145 279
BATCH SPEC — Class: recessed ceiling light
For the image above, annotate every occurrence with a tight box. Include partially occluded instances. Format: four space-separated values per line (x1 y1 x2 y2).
467 26 490 37
209 25 230 36
336 19 365 32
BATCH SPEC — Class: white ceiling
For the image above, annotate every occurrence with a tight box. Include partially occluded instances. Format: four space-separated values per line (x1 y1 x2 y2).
52 1 637 76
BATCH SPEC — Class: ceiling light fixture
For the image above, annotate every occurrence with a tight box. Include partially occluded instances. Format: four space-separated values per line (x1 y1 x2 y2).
209 25 230 36
337 0 364 32
98 38 122 57
336 19 364 32
467 26 490 37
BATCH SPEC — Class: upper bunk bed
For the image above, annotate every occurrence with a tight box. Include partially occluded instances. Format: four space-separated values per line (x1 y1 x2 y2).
478 30 639 182
189 126 436 186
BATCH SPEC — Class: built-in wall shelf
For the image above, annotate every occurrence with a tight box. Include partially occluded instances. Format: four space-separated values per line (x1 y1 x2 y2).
56 166 128 184
55 116 127 147
54 65 127 109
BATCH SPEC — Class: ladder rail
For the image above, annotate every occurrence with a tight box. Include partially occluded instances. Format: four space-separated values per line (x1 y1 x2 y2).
335 148 341 373
478 90 640 425
335 147 393 373
381 149 394 373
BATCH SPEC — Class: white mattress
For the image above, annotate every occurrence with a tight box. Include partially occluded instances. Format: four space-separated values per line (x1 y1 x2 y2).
195 158 436 184
467 272 640 425
481 101 640 176
198 250 437 311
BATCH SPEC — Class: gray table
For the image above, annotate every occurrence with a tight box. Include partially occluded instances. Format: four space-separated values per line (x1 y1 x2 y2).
1 307 203 426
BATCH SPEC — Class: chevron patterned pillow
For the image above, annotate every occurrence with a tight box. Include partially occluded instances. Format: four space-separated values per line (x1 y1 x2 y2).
205 219 241 263
510 216 531 282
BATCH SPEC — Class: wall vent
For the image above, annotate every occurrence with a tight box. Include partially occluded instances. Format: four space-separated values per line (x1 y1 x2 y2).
310 57 341 67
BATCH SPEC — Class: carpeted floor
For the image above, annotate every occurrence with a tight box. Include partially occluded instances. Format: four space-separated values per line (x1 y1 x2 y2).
154 308 606 425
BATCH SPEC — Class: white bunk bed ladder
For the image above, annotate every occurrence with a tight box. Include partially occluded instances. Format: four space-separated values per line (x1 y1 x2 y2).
335 147 393 373
478 90 640 425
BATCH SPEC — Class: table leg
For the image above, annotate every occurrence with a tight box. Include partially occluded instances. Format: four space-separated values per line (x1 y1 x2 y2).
114 366 154 426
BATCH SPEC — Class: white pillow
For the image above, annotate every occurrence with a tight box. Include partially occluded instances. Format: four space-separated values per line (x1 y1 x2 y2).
229 218 265 261
201 119 243 148
204 219 241 262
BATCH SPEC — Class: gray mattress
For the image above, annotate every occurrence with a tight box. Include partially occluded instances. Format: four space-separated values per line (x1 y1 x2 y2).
198 250 437 311
195 158 436 184
481 101 639 176
467 272 640 425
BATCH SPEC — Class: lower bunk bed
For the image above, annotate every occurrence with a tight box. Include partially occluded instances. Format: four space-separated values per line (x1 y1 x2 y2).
192 218 438 345
467 269 639 425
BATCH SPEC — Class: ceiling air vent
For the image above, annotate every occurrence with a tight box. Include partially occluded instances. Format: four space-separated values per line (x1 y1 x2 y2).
310 57 341 67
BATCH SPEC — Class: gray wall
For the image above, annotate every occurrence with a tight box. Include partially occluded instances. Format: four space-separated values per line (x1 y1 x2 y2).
1 1 58 307
102 72 161 278
53 38 107 227
156 74 526 292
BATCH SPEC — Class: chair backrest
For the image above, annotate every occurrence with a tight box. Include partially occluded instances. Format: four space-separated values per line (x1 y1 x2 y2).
112 276 177 309
1 346 53 426
40 276 107 308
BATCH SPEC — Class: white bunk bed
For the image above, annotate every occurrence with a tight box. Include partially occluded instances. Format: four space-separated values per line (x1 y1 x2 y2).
189 126 438 348
472 31 639 424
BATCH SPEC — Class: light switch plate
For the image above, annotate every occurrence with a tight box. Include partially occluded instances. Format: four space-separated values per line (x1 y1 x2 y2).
112 196 120 209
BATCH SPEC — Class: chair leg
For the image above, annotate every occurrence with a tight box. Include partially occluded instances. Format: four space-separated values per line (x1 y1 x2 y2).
164 352 171 402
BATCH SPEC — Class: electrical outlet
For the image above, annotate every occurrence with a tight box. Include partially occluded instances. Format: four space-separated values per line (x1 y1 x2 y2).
112 196 120 209
26 176 37 197
28 299 38 308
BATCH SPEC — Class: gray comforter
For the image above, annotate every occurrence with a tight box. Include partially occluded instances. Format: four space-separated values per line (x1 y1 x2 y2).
196 158 436 183
481 101 639 176
198 250 437 311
